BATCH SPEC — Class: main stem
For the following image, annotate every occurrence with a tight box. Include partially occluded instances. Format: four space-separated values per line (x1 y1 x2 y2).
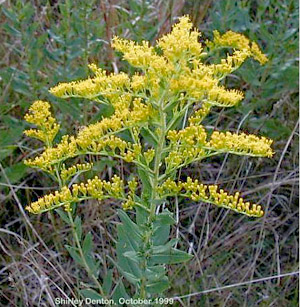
150 103 167 218
139 97 167 299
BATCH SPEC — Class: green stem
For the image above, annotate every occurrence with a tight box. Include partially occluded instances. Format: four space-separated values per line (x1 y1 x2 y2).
150 104 167 218
54 164 105 297
139 94 167 299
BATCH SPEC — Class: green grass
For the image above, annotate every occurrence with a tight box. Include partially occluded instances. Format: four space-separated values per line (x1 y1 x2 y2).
0 0 298 306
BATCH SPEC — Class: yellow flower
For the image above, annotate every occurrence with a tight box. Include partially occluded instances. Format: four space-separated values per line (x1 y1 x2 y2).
208 131 274 157
158 177 264 217
157 16 203 61
122 178 138 210
24 101 60 146
189 102 211 125
49 65 130 101
60 163 93 182
166 125 207 170
26 175 125 214
208 30 268 65
25 15 272 222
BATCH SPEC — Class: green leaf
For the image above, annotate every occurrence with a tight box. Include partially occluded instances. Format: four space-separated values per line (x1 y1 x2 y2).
153 223 169 246
117 210 142 243
0 163 27 185
85 254 98 272
82 232 93 256
103 270 113 295
116 224 142 282
141 127 158 147
116 211 143 283
0 147 13 161
0 120 24 146
112 280 130 306
146 276 169 294
80 289 103 300
153 210 175 245
156 209 176 225
56 99 81 121
74 216 82 241
65 245 83 266
55 209 70 224
150 248 193 265
135 205 149 226
145 265 166 282
123 251 141 263
152 239 177 254
137 167 152 205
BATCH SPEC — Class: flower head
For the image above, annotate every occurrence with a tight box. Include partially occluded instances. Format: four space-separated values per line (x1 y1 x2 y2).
24 101 60 146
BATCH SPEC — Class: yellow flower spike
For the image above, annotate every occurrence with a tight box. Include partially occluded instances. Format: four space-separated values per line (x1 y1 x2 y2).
208 131 274 157
251 42 268 65
166 125 207 170
158 178 263 217
25 175 126 214
24 100 60 145
88 63 105 77
206 86 244 107
207 30 268 65
49 68 130 100
25 95 154 172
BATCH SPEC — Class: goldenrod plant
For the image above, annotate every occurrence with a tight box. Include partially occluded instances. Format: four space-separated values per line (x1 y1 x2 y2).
23 16 273 302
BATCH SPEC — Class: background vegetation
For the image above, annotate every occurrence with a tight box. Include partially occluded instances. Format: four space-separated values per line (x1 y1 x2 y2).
0 0 298 306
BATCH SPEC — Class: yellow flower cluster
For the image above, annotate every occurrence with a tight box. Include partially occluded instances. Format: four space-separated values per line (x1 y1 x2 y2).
123 144 142 163
208 30 268 65
60 162 93 182
25 134 141 172
157 16 202 61
26 175 125 214
158 177 263 217
166 125 207 169
210 49 251 78
170 75 244 107
144 148 155 164
49 69 130 101
112 37 173 75
208 131 274 157
24 95 153 172
24 15 272 221
188 102 211 125
122 178 138 210
167 125 207 145
111 38 174 99
131 74 146 92
24 101 60 145
48 16 268 112
24 135 77 173
207 86 244 107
